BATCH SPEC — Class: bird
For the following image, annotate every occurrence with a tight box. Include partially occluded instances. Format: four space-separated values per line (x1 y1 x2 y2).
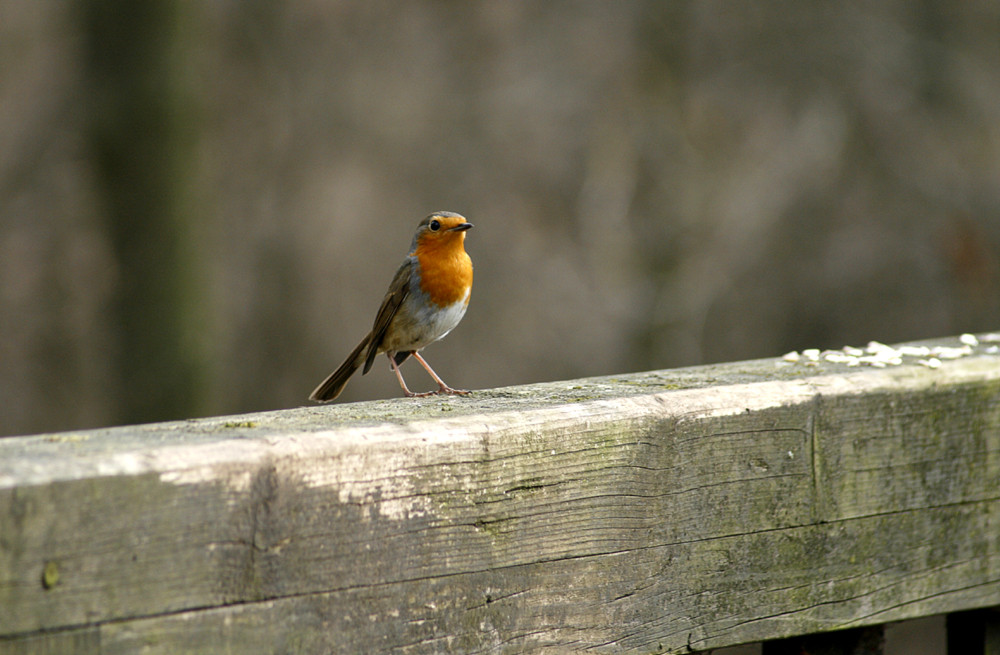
309 211 474 401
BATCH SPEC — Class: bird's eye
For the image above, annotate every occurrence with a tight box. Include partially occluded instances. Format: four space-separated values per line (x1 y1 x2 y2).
429 219 441 231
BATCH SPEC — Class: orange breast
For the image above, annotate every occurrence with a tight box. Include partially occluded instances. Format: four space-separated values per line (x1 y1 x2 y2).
414 239 473 308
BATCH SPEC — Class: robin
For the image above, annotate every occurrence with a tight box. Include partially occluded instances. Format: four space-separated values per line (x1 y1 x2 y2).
309 211 474 401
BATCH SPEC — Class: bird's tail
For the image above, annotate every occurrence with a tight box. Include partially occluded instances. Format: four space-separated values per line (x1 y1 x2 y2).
309 334 371 402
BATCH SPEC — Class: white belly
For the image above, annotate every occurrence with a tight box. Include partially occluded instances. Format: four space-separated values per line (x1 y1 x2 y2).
381 287 470 353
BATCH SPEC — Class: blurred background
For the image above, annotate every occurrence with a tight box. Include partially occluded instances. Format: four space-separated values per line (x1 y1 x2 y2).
2 1 999 437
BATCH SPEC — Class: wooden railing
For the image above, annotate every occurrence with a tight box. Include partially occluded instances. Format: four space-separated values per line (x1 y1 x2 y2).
2 334 999 654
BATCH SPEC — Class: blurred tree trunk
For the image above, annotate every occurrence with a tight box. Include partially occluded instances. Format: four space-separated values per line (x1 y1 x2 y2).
81 1 207 425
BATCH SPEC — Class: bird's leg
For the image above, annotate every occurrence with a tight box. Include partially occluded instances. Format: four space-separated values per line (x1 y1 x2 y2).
388 353 437 398
412 352 470 395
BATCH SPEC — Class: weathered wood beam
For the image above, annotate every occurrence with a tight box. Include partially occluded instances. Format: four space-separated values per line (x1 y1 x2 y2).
2 336 999 654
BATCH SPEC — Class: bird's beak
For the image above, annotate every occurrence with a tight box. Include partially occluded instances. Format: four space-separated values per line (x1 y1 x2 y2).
449 223 474 232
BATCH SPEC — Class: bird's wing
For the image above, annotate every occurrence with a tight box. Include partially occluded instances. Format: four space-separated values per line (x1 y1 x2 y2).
363 258 411 374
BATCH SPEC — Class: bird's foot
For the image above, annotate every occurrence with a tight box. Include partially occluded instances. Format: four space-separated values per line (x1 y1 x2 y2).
404 389 440 398
438 385 471 396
